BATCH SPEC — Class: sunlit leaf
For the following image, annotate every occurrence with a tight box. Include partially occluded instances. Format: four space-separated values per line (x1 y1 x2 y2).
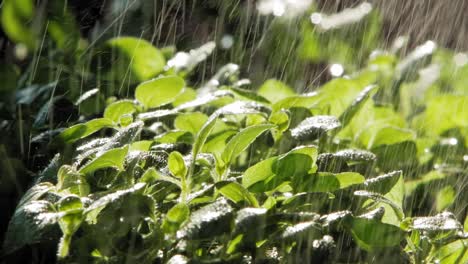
135 75 185 109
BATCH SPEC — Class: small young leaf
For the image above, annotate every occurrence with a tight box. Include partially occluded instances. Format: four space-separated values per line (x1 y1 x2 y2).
135 75 185 109
168 151 187 179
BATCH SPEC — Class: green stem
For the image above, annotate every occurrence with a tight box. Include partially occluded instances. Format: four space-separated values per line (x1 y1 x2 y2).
58 234 72 258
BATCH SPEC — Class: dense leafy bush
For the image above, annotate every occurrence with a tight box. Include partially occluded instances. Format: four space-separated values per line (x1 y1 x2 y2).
0 0 467 263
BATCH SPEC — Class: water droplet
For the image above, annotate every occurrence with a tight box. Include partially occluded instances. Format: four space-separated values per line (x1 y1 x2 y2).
14 44 28 60
220 35 234 49
454 53 468 67
310 13 322 24
330 64 344 77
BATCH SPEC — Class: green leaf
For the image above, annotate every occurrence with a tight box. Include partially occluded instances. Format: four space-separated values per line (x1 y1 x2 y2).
229 87 271 104
272 92 321 112
294 172 365 193
269 110 290 133
162 203 190 234
57 118 115 144
354 190 404 221
1 0 36 49
369 126 416 147
434 239 468 264
414 95 468 136
339 85 378 128
140 168 181 187
436 186 456 212
216 181 259 207
243 145 317 191
191 114 219 174
102 37 166 83
79 146 128 174
315 78 365 116
242 156 277 189
135 75 185 109
168 151 187 179
258 79 296 103
129 140 154 151
155 130 193 144
174 112 209 135
348 217 405 251
221 124 274 165
57 165 90 196
103 100 136 123
172 87 197 107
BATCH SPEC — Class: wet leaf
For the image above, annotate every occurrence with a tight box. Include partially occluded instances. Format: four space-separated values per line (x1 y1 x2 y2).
290 115 341 141
57 165 90 196
348 217 405 251
339 85 378 128
354 190 404 221
409 212 463 233
177 198 234 239
79 145 129 174
57 118 115 144
294 172 365 193
84 183 146 224
3 183 60 254
363 170 402 195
